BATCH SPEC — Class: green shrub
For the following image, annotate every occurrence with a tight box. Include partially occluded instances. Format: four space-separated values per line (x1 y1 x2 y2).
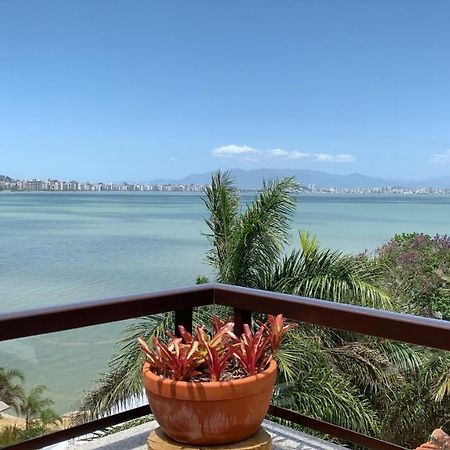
378 233 450 319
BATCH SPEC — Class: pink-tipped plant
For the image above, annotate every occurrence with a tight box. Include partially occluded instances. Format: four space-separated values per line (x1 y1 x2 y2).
231 323 271 376
139 314 296 382
196 323 237 381
138 336 201 381
265 314 297 354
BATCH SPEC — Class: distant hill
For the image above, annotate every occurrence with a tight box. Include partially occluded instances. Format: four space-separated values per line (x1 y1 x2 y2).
152 168 450 189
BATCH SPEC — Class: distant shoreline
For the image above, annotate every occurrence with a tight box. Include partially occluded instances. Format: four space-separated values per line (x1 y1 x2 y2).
2 170 450 195
1 189 450 196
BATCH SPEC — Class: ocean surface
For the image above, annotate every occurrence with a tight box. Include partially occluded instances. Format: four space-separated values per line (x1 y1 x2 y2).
1 192 449 413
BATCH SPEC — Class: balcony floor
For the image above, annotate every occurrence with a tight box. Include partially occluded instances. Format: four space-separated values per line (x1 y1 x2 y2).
67 419 345 450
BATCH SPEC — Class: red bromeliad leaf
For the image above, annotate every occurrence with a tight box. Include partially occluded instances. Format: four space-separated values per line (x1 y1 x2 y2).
211 316 233 334
177 325 194 344
266 314 297 354
196 321 237 380
209 322 237 348
204 345 235 381
231 324 271 376
139 336 202 381
211 316 226 333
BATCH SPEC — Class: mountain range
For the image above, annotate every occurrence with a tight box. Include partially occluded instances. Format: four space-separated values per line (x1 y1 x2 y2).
152 168 450 189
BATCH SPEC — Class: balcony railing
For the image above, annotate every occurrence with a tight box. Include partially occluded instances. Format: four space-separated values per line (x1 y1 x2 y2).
1 283 450 450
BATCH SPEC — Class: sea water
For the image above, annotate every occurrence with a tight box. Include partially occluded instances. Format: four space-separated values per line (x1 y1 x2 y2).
1 192 449 412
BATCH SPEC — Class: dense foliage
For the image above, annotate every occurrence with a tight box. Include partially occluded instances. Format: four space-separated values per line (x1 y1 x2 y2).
378 232 450 319
374 232 450 446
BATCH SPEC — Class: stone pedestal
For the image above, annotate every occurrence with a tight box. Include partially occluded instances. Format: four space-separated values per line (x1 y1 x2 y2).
147 427 272 450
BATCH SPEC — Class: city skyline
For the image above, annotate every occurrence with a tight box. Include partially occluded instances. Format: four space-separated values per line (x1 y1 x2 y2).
2 176 449 195
1 1 450 181
2 166 450 193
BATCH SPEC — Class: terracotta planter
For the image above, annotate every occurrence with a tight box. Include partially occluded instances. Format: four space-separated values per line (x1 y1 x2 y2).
415 429 450 450
142 360 277 445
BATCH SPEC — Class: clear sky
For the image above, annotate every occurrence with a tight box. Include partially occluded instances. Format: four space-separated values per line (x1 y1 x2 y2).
1 0 449 182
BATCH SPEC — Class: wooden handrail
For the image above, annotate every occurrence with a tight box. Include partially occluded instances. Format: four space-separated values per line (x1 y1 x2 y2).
2 284 449 350
215 284 450 351
0 284 212 341
2 283 450 449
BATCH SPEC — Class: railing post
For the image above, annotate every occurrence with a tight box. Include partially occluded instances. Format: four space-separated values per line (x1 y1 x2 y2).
175 307 193 335
233 308 252 335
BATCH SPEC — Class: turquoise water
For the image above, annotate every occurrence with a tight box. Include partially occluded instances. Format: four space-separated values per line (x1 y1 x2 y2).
1 192 449 412
296 194 450 253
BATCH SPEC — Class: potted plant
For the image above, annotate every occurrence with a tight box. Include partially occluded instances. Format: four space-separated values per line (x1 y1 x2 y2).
138 314 294 445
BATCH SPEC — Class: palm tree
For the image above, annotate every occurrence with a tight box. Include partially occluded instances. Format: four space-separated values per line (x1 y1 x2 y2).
19 385 60 431
204 172 390 308
0 368 25 415
204 171 297 288
82 171 450 445
0 371 61 444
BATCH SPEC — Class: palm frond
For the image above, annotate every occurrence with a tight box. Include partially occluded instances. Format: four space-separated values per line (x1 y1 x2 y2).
327 341 402 398
272 325 380 435
275 368 380 436
268 232 391 309
378 347 450 447
434 370 450 402
299 230 319 257
429 353 450 402
377 340 425 375
203 170 240 282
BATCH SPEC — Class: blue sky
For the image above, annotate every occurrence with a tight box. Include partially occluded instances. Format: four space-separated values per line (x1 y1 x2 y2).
1 0 449 182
